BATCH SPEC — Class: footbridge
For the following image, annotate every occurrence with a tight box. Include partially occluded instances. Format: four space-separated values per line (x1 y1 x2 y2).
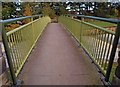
0 15 120 86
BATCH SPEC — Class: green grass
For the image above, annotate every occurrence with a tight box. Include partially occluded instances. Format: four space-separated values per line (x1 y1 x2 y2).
87 20 117 27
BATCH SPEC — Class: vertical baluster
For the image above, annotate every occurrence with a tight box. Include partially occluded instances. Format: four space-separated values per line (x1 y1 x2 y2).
95 30 101 62
104 34 113 70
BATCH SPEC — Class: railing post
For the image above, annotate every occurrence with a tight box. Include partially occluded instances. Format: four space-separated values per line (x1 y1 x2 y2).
81 17 85 21
80 17 84 43
105 22 120 82
39 15 42 19
31 17 33 22
115 44 120 78
31 17 35 42
2 23 17 85
112 43 120 85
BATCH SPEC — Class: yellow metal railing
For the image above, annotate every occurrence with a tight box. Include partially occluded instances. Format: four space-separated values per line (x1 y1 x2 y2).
2 15 51 85
58 15 119 83
7 16 51 76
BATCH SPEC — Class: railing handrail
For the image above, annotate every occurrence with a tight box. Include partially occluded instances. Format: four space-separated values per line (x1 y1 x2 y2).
69 14 120 24
68 16 115 35
0 15 42 24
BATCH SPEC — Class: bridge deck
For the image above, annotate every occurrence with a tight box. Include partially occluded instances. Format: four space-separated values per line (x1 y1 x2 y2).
18 23 102 85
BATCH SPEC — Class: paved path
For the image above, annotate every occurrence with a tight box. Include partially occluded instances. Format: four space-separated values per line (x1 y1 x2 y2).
19 23 102 85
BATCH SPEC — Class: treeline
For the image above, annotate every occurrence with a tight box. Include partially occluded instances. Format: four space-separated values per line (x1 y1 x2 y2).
66 2 120 18
2 2 120 20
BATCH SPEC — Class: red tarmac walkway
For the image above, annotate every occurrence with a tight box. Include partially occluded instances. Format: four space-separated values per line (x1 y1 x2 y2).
19 23 103 85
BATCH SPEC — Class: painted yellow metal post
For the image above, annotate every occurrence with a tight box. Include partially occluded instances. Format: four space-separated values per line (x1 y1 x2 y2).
2 23 17 85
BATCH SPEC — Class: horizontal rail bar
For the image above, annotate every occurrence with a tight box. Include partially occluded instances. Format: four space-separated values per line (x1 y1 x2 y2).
82 21 115 35
6 18 40 36
66 16 115 35
0 15 41 24
69 14 120 24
